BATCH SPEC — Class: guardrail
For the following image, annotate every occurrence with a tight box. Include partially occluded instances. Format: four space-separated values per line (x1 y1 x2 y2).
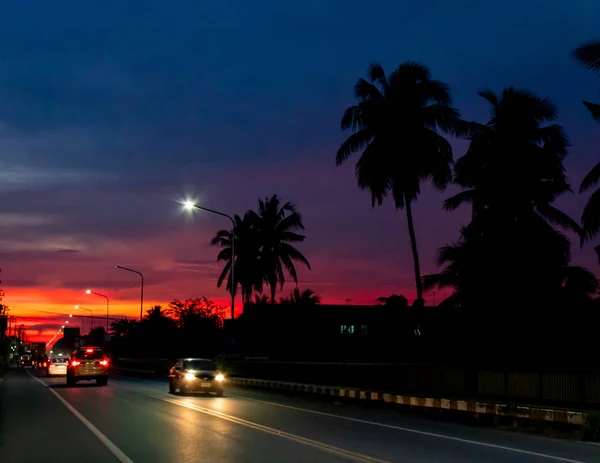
111 358 600 410
222 360 600 410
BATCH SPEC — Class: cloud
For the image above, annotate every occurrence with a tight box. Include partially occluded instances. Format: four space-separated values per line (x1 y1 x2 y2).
1 1 600 344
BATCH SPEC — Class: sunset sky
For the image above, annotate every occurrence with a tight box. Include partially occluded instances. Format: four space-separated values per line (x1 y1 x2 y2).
1 1 599 343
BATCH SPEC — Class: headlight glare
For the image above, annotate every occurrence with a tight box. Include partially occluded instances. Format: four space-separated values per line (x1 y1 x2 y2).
215 374 224 382
184 373 195 381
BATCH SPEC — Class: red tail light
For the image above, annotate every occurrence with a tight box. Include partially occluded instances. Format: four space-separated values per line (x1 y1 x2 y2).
71 360 80 367
100 360 108 366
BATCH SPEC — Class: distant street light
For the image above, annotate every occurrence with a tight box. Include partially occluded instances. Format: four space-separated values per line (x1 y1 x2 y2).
74 306 94 333
182 199 236 319
114 265 144 322
86 290 109 332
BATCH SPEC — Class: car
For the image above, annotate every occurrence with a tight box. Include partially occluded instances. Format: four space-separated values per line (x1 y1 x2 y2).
20 355 32 368
169 358 225 396
47 356 69 377
67 347 109 386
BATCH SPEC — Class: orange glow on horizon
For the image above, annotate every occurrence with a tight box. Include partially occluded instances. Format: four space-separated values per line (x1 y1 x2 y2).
3 287 236 343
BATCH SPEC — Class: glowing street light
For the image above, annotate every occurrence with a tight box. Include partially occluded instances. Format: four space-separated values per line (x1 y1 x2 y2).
86 290 109 331
181 198 236 319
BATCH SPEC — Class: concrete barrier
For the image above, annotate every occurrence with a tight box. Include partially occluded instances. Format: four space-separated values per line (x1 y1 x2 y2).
228 377 586 426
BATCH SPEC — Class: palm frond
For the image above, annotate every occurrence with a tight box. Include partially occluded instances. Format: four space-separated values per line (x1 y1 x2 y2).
279 242 311 270
582 101 600 120
354 78 383 101
572 39 600 74
368 62 388 91
580 162 600 193
535 204 583 236
336 130 373 166
581 188 600 241
477 88 499 110
443 189 476 211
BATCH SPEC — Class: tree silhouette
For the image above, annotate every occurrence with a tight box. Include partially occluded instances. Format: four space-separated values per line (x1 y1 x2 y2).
424 229 599 310
446 88 580 236
167 298 226 357
280 288 321 305
375 294 408 308
168 297 225 329
144 305 170 322
336 61 459 304
573 40 600 242
572 39 600 120
254 195 311 303
88 327 105 346
434 88 589 314
252 294 270 305
211 212 261 304
109 318 136 337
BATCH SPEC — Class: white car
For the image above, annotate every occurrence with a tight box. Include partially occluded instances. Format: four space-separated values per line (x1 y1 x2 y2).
47 357 69 376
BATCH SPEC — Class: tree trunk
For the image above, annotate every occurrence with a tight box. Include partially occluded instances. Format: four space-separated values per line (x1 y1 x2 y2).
405 198 423 304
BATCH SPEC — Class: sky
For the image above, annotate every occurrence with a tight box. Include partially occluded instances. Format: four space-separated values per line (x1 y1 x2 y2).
1 1 600 343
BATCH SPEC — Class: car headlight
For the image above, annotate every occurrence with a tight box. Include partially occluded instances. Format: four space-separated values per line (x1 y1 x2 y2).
215 374 224 382
184 373 195 381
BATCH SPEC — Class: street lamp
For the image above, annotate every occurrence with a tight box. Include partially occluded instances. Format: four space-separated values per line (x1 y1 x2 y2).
74 306 94 333
114 265 144 322
86 290 109 332
182 199 236 319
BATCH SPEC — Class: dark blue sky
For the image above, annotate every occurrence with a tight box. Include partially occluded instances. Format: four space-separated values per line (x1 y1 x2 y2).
2 1 600 329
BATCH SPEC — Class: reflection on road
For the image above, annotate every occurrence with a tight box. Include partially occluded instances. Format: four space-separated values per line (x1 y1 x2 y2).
2 369 600 463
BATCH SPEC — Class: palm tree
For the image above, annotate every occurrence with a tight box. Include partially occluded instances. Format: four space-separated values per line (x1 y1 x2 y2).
572 40 600 242
445 88 581 236
281 288 321 305
144 305 169 322
254 194 311 303
572 39 600 120
441 89 582 311
211 211 261 304
375 294 408 308
424 226 598 309
336 61 459 304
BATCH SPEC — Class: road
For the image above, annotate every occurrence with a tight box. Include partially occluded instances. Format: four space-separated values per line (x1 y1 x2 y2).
1 369 599 463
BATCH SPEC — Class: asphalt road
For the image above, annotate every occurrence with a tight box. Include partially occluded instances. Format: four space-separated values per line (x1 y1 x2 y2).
1 369 600 463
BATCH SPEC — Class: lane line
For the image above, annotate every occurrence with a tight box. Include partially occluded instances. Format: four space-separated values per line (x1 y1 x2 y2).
113 379 588 463
229 392 589 463
118 384 389 463
28 372 135 463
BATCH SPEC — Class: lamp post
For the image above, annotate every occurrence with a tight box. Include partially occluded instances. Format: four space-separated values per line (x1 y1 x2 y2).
182 200 236 319
74 306 94 333
114 265 144 322
86 290 109 332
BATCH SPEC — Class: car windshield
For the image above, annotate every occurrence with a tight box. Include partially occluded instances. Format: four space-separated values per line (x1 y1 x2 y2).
183 360 215 371
75 350 103 360
52 358 67 364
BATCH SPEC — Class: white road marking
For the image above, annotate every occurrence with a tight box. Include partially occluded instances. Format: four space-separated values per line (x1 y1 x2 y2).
111 378 593 463
29 372 134 463
228 389 590 463
118 384 389 463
